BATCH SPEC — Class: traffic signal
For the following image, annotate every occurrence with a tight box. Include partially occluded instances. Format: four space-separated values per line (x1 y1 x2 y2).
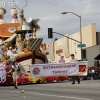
48 28 53 38
82 49 86 59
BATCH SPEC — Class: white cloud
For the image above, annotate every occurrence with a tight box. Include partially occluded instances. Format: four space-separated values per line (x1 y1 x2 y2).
0 0 100 44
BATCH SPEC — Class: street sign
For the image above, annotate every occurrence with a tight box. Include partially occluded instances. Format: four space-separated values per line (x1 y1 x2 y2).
77 44 86 48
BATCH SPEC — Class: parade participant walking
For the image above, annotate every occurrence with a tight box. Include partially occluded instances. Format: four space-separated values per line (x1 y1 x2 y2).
8 61 20 89
58 56 65 63
69 54 80 84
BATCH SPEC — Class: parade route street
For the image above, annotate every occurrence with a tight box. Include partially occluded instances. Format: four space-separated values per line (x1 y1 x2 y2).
0 80 100 100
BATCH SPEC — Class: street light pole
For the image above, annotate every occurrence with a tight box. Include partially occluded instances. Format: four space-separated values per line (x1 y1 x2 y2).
62 12 82 60
80 16 82 60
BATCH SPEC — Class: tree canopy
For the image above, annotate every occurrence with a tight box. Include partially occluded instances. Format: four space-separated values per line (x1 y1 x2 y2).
29 18 40 32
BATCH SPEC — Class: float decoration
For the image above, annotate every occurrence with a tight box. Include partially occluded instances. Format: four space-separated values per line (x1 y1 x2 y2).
0 7 6 24
13 0 27 30
29 19 40 38
11 8 19 23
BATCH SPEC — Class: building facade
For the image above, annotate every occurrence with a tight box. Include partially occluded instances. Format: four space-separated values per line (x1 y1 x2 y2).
84 32 100 67
49 24 97 63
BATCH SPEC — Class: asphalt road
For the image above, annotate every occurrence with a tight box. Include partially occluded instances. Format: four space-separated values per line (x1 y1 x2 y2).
0 80 100 100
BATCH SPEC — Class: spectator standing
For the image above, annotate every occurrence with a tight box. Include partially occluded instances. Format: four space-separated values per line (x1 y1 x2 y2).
58 56 65 63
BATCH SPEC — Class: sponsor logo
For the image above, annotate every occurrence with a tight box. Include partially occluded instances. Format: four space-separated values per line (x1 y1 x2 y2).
79 65 86 72
33 67 40 75
8 27 16 33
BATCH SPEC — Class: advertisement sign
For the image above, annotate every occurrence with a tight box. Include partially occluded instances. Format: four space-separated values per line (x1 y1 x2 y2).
30 62 88 78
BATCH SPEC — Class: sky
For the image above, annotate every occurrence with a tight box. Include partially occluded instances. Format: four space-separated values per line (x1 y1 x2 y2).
0 0 100 44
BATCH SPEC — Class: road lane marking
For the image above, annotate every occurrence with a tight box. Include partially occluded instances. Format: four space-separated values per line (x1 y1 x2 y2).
1 90 94 100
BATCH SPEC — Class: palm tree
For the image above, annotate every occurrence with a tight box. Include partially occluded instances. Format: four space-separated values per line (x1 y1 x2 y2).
29 18 40 32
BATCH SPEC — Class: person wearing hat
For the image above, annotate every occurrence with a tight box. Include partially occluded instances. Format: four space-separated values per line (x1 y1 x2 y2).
70 54 80 84
58 56 65 63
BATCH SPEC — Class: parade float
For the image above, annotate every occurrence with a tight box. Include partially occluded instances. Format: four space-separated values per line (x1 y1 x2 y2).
0 0 48 85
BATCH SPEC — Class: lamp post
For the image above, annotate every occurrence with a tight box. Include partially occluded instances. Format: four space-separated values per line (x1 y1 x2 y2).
61 12 82 60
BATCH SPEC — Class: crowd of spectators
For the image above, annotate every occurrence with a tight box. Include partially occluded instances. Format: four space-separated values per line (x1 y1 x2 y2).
83 67 100 80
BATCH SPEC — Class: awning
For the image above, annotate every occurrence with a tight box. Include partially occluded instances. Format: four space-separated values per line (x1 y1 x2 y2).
0 34 17 45
94 54 100 60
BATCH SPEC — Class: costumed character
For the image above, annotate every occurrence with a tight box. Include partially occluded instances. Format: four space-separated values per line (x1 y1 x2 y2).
16 34 23 54
7 47 16 61
32 28 37 38
40 44 49 63
17 9 26 30
11 8 19 23
0 7 6 25
40 44 49 55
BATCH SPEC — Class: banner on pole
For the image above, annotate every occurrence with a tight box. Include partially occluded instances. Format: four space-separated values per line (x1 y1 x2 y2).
30 62 88 78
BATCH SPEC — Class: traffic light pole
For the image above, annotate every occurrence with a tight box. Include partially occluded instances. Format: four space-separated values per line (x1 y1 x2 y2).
80 16 83 60
53 32 81 43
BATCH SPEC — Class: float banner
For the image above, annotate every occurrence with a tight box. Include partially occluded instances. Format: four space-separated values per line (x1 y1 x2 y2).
0 67 2 81
30 62 88 78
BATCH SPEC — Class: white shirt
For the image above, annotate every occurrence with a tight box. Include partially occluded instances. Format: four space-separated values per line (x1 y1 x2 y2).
7 49 16 61
70 58 77 62
7 50 13 57
7 49 16 57
91 69 95 73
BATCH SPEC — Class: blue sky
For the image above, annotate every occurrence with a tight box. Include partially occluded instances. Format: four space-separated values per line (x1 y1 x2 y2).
0 0 100 44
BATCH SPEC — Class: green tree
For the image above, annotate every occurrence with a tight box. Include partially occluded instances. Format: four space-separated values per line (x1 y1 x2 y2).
29 18 40 32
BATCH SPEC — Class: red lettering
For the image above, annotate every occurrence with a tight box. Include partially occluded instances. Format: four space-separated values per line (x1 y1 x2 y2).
56 49 63 54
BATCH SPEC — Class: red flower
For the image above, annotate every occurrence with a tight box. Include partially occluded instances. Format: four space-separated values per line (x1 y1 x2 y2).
33 67 40 73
